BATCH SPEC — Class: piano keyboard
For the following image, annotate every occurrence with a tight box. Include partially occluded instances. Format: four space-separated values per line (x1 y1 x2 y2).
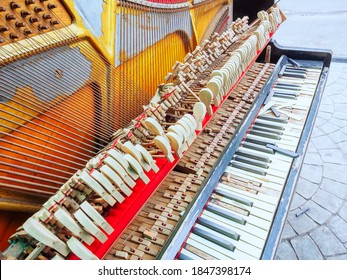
177 60 323 260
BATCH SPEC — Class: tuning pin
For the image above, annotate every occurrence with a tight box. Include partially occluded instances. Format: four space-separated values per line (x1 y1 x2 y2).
25 0 36 4
47 4 57 9
40 0 48 2
21 10 31 17
23 28 33 35
6 14 16 21
0 7 6 12
29 17 39 23
42 14 52 20
38 24 48 30
0 26 9 33
34 7 44 13
50 20 59 25
0 38 4 43
10 2 21 9
9 33 19 40
15 21 26 28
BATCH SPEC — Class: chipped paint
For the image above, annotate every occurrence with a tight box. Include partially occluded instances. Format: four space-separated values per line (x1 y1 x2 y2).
0 46 92 103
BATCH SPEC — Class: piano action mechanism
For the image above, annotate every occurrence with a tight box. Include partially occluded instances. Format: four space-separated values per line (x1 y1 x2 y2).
0 0 332 260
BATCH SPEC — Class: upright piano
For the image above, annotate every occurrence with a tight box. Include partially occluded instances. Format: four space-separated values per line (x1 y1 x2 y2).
0 0 332 260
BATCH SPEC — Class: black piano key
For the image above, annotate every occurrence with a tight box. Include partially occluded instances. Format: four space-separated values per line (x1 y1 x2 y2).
198 216 240 240
193 225 236 251
246 134 277 146
275 86 301 93
233 155 269 169
274 86 301 93
285 69 307 75
236 150 271 162
287 58 301 68
276 82 302 89
242 142 275 154
230 160 266 176
266 144 299 158
273 93 297 100
215 186 254 207
206 204 247 225
252 125 283 135
284 65 307 71
285 66 307 73
282 72 307 79
273 89 299 97
250 129 281 140
270 106 281 118
256 116 287 124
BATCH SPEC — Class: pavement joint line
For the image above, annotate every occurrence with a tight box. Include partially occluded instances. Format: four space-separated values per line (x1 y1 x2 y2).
332 57 347 63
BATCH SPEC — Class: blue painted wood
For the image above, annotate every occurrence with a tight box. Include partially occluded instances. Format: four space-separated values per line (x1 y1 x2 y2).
75 0 104 38
0 46 92 103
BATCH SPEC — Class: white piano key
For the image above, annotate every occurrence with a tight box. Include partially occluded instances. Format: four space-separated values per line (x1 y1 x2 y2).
214 187 253 207
227 166 286 185
198 216 240 240
200 212 265 249
194 224 236 251
225 169 284 192
235 152 293 175
238 146 293 166
186 235 232 260
218 182 278 208
231 159 289 180
189 233 256 260
206 203 246 225
203 210 268 240
247 134 296 149
208 201 272 232
212 193 274 221
179 248 203 260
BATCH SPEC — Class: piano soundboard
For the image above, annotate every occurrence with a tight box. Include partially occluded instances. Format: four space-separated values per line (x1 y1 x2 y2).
0 0 332 260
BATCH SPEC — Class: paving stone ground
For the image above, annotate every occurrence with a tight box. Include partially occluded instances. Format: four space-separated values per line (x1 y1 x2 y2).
275 62 347 260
